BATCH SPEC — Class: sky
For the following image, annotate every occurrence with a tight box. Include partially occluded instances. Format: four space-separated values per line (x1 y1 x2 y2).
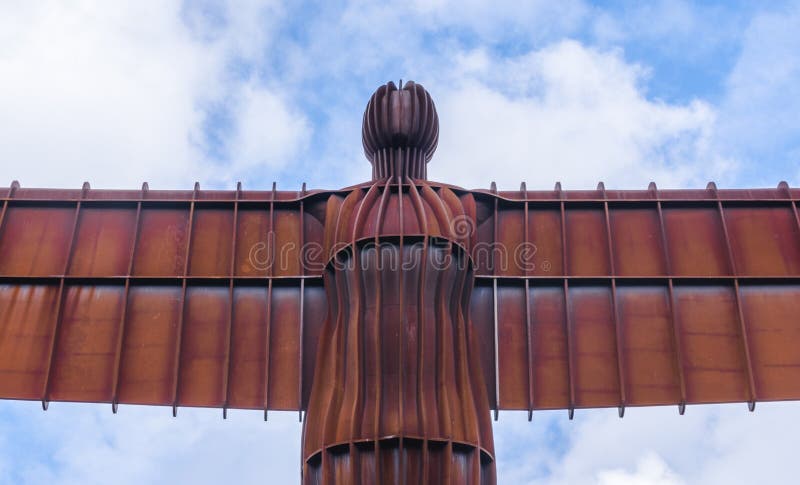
1 0 800 483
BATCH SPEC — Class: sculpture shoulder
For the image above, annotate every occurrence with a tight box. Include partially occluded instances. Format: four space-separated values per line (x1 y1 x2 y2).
321 182 478 259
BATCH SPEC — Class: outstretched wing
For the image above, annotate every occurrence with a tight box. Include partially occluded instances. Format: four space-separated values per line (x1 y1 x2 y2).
0 182 329 414
6 180 800 418
469 182 800 416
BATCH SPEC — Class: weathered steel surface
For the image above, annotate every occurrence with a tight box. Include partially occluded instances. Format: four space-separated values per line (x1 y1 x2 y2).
470 181 800 418
5 182 798 415
3 81 800 483
0 181 328 415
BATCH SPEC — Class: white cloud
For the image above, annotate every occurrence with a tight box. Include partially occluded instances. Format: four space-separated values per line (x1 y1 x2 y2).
494 402 800 485
0 0 307 190
210 80 311 186
4 400 799 484
597 454 685 485
714 4 800 185
427 41 731 190
0 401 301 485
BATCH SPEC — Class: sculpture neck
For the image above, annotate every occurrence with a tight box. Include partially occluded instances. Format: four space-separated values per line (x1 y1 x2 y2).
371 147 427 181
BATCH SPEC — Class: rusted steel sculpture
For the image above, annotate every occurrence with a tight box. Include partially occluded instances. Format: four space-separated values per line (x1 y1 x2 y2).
3 81 800 483
303 82 494 482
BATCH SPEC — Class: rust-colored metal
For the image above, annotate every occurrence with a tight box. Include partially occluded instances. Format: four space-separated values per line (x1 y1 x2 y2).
3 81 800 483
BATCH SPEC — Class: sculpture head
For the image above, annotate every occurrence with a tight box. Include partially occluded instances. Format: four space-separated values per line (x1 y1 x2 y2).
362 80 439 180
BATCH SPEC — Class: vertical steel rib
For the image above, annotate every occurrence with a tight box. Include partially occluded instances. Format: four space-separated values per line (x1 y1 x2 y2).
521 182 534 421
264 182 276 420
712 184 757 411
652 183 688 415
41 183 87 410
299 182 307 421
222 182 241 419
320 187 360 482
406 175 431 478
372 178 391 483
397 166 406 485
110 185 145 413
171 183 198 417
600 184 627 418
558 184 576 420
421 181 456 444
346 183 377 456
490 182 499 421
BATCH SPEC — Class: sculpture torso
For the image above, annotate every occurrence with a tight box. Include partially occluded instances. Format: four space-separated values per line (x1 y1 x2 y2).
302 177 495 484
